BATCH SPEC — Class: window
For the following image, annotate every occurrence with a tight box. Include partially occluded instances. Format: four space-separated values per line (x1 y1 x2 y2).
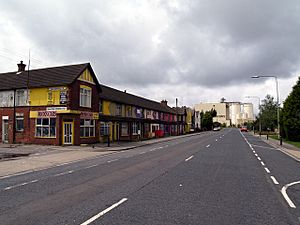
99 100 103 113
80 87 92 107
121 123 128 136
16 90 25 106
132 123 138 134
16 114 24 131
116 104 122 116
80 119 95 137
36 118 56 137
100 122 110 136
127 106 132 117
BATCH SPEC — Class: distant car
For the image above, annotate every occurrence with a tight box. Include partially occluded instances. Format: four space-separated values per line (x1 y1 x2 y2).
213 127 221 131
240 126 248 132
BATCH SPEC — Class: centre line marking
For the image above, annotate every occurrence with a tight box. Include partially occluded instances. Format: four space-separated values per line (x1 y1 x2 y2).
85 164 98 169
107 159 119 163
270 176 279 185
261 161 265 166
80 198 128 225
215 139 218 142
257 157 261 161
206 145 210 148
264 167 270 173
139 152 146 155
185 156 194 162
255 153 258 157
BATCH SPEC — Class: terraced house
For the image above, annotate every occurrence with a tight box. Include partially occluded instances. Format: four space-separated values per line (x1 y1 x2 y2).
0 62 186 145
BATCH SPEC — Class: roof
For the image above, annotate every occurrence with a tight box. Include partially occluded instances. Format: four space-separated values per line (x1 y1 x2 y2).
100 85 176 114
0 63 101 91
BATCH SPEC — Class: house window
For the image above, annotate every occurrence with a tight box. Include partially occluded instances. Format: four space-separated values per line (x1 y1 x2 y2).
99 100 103 113
116 104 122 116
15 114 24 131
127 106 132 117
16 90 25 106
80 119 95 137
121 122 128 136
132 122 138 134
100 122 110 136
80 87 92 108
36 118 56 137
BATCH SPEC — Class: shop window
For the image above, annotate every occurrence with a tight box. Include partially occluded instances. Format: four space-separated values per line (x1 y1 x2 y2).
132 122 138 134
100 122 110 136
121 123 128 136
80 119 95 137
15 114 24 131
36 118 56 137
80 87 91 108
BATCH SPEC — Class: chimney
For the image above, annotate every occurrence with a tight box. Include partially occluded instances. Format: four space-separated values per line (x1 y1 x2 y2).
17 61 26 72
161 100 168 106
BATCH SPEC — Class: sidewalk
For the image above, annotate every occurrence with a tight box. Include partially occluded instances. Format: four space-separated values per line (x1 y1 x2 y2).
257 134 300 162
0 132 201 178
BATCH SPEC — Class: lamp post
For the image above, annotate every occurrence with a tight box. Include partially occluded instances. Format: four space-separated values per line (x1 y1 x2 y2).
245 96 261 135
251 76 281 145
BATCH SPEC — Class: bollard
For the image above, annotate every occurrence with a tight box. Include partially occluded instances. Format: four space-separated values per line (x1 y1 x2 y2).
280 137 282 146
107 135 110 147
267 134 268 140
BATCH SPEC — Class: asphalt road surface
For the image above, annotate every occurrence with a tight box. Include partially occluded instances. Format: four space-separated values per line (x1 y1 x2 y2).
0 129 299 225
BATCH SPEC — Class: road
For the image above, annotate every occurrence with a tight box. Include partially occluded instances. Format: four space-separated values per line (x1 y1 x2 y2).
0 129 299 224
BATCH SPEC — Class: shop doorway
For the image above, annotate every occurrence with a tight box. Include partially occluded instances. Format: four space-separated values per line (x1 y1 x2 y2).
2 119 9 143
63 122 73 145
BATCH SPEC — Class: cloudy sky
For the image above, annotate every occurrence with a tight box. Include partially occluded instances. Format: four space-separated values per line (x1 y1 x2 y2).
0 0 299 113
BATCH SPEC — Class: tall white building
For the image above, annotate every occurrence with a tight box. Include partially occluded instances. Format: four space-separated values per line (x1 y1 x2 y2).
194 101 254 126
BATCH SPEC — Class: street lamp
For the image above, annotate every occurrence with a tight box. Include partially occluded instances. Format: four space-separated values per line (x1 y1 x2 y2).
251 75 281 144
245 96 261 135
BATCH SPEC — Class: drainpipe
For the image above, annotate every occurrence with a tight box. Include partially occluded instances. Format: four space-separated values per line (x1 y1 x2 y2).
13 89 16 144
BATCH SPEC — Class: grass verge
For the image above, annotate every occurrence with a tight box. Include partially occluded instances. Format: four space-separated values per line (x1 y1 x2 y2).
270 135 300 148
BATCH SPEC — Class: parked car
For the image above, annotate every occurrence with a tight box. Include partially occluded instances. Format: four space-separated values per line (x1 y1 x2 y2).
213 126 221 131
240 126 248 132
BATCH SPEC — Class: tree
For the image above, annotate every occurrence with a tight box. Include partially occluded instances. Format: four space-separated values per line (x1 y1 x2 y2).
201 108 217 131
281 77 300 141
258 95 279 131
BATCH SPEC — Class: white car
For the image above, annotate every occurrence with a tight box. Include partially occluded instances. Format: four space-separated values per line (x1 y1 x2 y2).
213 127 221 131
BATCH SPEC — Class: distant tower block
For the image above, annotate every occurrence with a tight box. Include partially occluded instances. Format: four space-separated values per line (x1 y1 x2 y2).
243 103 254 120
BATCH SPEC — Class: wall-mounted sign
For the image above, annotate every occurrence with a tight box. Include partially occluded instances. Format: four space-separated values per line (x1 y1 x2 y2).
60 91 68 104
46 107 67 111
37 111 56 118
80 111 99 120
135 108 143 118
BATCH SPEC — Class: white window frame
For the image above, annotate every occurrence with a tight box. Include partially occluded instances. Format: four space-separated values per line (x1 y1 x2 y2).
35 118 56 137
80 119 95 137
121 122 128 136
132 122 138 134
16 90 25 106
100 122 110 136
16 114 24 131
80 88 92 108
116 104 122 116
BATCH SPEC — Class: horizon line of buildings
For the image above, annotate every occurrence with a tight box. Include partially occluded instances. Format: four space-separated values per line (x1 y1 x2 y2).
0 61 253 145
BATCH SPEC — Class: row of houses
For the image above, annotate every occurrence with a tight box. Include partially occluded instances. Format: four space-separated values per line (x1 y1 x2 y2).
0 62 198 146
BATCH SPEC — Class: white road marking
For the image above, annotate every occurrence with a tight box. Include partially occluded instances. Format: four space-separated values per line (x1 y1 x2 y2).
163 145 169 148
261 161 265 166
264 167 270 173
107 159 119 163
255 154 258 157
270 176 279 185
281 181 300 208
85 164 98 169
185 156 194 162
4 179 38 191
257 157 261 161
206 145 210 148
252 150 256 153
54 170 74 177
215 139 218 142
139 152 146 155
80 198 128 225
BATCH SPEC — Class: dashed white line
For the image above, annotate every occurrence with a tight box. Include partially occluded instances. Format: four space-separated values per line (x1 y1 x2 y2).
80 198 128 225
206 145 210 148
185 156 194 162
107 159 119 163
270 176 279 185
257 157 261 161
252 150 256 153
85 164 98 169
139 152 146 155
54 170 74 177
264 167 270 173
255 154 258 157
4 179 38 191
215 139 218 142
261 161 265 166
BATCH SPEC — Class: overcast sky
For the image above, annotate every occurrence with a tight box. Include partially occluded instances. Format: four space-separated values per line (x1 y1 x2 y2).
0 0 299 113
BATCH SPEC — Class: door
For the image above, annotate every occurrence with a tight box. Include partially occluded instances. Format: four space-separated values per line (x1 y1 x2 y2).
2 119 9 143
63 122 73 145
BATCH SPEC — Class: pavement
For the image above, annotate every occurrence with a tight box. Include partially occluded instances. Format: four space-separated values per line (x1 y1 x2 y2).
253 133 300 161
0 132 202 178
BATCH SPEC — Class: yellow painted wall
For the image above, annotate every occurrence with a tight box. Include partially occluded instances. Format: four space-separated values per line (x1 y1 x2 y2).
29 87 68 106
185 108 193 133
102 100 113 115
78 69 95 84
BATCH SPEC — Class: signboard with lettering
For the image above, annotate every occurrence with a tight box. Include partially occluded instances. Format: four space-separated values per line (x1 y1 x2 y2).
60 91 68 104
80 111 99 120
37 111 56 118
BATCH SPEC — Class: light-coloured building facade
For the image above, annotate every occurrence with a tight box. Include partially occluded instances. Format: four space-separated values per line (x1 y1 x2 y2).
194 102 254 126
